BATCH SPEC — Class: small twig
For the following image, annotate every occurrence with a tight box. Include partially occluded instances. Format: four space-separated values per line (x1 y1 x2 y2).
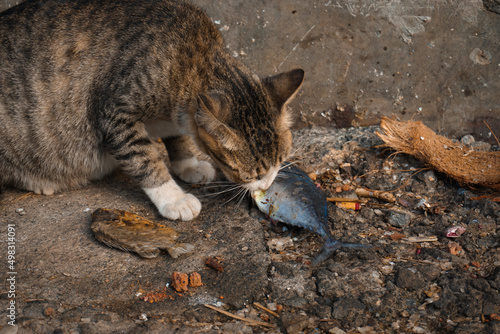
326 197 367 203
6 192 35 204
253 302 280 319
483 120 500 146
386 256 438 265
204 304 274 328
25 298 47 303
399 257 438 265
470 194 500 202
405 236 438 243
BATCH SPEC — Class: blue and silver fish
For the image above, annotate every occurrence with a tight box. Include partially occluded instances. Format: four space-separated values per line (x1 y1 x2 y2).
252 164 370 264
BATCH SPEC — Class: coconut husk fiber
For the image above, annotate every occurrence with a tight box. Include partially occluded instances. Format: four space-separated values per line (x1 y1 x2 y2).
377 117 500 191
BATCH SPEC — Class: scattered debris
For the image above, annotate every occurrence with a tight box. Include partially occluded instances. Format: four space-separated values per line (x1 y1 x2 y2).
355 187 396 203
267 237 294 251
336 201 361 210
447 242 463 256
189 272 203 288
444 225 466 238
171 272 189 292
205 256 224 272
141 287 174 303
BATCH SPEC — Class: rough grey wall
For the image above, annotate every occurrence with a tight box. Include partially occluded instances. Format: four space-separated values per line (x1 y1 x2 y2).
195 0 499 142
0 0 20 12
1 0 499 142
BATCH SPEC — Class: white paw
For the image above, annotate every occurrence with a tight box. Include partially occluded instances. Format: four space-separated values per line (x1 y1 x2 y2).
144 180 202 221
171 158 216 184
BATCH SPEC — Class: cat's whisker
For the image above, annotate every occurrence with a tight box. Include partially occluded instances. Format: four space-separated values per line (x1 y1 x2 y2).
201 180 232 185
279 160 300 170
235 188 250 209
200 183 234 190
201 185 241 197
288 139 308 158
221 185 246 206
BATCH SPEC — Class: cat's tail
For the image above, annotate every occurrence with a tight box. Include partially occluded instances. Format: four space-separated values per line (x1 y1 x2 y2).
311 237 371 265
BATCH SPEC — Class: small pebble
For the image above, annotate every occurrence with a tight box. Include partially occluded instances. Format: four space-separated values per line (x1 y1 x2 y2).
266 302 277 311
387 211 411 228
15 208 26 215
460 134 475 145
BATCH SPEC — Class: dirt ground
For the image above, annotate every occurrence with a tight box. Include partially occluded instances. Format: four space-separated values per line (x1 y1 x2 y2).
1 126 499 334
1 1 499 333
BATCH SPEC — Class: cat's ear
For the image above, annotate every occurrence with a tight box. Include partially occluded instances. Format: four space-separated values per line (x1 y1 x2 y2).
195 93 239 151
263 68 304 108
263 69 304 133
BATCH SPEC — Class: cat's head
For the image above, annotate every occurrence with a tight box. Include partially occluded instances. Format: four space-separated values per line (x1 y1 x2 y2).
194 68 304 191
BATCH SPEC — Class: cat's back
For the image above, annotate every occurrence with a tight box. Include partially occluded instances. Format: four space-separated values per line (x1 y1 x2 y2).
0 0 217 44
0 0 223 193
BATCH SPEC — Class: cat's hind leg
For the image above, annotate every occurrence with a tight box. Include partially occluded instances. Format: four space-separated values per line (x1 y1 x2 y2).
24 179 60 195
163 136 216 184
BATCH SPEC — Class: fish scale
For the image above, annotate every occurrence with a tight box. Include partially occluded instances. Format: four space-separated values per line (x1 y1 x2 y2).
252 164 370 264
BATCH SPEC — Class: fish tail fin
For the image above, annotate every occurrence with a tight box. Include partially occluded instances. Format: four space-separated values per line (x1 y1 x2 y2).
311 238 371 265
311 238 342 265
340 242 372 250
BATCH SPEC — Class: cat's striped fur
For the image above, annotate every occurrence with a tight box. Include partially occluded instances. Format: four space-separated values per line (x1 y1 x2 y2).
0 0 304 220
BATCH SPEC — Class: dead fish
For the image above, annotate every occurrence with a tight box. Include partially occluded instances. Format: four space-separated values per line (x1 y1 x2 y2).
91 208 194 259
252 164 370 264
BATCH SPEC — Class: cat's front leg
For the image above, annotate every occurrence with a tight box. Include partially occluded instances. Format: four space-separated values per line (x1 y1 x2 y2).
143 180 201 221
163 136 216 184
102 122 201 221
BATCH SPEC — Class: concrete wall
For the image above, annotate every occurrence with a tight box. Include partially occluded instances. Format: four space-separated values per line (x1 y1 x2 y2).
1 0 499 142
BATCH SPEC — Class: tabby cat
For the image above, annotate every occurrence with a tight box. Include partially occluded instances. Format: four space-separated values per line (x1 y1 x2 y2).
0 0 304 221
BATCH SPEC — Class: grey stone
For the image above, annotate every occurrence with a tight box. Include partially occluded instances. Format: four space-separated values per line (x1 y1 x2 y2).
387 210 412 228
395 267 427 290
281 312 310 334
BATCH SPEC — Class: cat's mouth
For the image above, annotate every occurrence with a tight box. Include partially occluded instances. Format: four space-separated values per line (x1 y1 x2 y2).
242 167 279 192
